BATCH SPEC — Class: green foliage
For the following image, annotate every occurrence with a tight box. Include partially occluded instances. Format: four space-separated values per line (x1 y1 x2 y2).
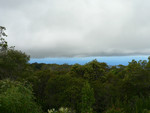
130 96 150 113
0 79 42 113
120 60 150 100
84 60 108 81
81 81 95 113
28 70 52 111
45 74 85 112
70 64 85 78
70 60 108 81
0 49 30 80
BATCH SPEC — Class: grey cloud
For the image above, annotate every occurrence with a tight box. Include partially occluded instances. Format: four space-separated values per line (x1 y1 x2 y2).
0 0 150 58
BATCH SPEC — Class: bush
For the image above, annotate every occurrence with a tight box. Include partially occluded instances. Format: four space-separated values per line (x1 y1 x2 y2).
0 79 42 113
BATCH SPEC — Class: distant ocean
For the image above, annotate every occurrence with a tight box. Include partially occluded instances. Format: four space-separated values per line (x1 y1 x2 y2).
29 56 149 65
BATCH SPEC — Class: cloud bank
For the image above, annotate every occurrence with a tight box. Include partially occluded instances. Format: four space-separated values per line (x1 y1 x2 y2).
0 0 150 58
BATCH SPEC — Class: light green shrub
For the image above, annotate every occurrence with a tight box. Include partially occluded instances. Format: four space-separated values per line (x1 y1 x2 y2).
0 79 42 113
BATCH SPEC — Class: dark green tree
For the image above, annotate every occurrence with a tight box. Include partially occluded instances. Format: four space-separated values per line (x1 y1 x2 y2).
0 27 30 80
84 60 108 81
45 74 85 112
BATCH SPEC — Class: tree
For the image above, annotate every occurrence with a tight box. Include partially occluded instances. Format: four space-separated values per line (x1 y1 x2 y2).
0 49 30 80
0 27 30 80
81 81 95 113
29 70 52 111
84 60 108 81
45 74 85 112
0 26 7 52
70 64 85 78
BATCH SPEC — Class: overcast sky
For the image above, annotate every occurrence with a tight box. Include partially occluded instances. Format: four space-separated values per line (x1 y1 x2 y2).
1 0 150 58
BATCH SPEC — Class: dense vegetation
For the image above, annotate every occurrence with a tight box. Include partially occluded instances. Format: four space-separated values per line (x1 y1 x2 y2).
1 26 150 113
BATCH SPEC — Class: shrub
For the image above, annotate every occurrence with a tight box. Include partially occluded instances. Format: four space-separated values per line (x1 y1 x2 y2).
0 79 42 113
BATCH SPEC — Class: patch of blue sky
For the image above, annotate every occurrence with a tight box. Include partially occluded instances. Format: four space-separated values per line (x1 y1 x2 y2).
29 55 149 65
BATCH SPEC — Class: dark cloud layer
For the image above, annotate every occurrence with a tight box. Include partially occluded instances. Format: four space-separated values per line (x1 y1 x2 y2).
1 0 150 58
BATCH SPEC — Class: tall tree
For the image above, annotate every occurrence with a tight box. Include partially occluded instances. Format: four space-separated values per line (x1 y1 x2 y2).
0 27 30 80
0 26 7 52
81 81 95 113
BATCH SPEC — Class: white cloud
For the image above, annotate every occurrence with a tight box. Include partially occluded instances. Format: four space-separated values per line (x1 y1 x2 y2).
0 0 150 58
